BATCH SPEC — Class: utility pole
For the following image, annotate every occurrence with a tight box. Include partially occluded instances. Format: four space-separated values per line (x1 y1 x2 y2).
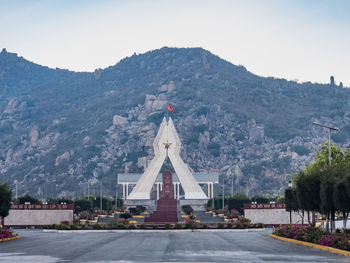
100 181 102 210
15 182 18 199
116 173 119 208
222 178 225 210
231 177 234 196
45 178 48 202
288 180 292 225
87 182 90 200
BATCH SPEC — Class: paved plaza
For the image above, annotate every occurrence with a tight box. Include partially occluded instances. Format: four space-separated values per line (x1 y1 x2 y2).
1 229 349 262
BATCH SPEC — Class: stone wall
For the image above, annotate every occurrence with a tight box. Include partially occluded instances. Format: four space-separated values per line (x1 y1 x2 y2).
4 204 73 227
244 204 310 225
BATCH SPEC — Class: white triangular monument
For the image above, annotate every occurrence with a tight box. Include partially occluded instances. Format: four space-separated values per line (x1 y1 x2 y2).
128 117 207 200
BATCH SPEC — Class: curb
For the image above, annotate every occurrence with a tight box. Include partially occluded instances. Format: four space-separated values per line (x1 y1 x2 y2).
0 235 20 243
43 228 265 233
269 234 350 257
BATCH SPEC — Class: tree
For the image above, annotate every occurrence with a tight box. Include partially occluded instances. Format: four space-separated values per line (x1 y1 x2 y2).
0 182 12 227
319 173 336 232
333 175 350 229
294 170 321 225
48 197 73 204
251 195 269 204
299 142 350 232
285 188 295 224
74 199 92 213
92 197 112 211
305 142 343 174
227 193 251 214
18 194 42 204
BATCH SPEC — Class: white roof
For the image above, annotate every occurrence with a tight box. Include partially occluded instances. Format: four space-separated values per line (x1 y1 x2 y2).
117 172 219 184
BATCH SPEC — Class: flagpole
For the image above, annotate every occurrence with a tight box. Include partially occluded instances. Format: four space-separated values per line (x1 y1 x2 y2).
166 103 169 141
166 103 169 121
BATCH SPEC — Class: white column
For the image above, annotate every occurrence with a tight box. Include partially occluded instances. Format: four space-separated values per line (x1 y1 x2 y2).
122 183 125 200
211 183 214 199
160 183 163 191
177 183 179 199
156 183 160 200
207 183 210 198
126 183 129 199
173 183 176 199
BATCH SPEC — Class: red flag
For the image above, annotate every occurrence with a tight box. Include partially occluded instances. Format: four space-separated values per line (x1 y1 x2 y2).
167 104 176 114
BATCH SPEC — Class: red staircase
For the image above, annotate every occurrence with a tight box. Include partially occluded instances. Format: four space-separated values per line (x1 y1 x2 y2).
145 171 178 223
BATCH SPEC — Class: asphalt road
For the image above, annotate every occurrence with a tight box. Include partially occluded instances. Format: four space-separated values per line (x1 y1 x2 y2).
1 229 349 263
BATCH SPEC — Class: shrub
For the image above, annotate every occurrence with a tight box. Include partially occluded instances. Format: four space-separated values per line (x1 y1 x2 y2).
70 224 78 230
175 223 183 229
255 223 264 228
79 210 93 220
217 223 224 229
117 222 128 229
235 217 251 228
57 224 67 230
120 213 132 219
107 221 119 229
216 209 224 214
165 224 171 229
272 225 343 247
185 222 195 229
227 223 233 229
129 208 140 215
139 223 146 229
61 220 70 226
128 223 136 229
238 217 251 224
136 206 147 213
0 229 16 239
92 224 103 229
318 233 350 251
182 205 194 215
202 224 208 229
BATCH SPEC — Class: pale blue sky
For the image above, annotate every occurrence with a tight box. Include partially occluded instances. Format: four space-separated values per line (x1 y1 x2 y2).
1 0 349 85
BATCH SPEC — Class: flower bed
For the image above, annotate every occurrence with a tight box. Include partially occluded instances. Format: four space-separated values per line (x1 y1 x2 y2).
0 228 19 242
273 225 350 251
43 217 264 230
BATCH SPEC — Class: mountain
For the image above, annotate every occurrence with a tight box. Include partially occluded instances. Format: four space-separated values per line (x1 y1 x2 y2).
0 47 349 198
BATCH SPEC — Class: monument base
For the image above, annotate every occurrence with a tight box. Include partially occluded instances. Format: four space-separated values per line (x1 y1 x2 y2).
145 199 178 223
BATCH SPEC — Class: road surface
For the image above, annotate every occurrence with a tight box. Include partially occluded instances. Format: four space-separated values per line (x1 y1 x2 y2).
1 229 349 262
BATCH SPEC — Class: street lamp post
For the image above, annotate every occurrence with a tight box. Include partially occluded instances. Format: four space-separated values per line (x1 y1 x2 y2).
312 122 339 232
312 122 339 167
100 181 102 210
116 172 119 208
288 180 292 224
231 177 233 197
222 178 225 210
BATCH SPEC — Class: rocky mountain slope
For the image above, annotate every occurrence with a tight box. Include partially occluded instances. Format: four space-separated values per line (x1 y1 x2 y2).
0 47 349 198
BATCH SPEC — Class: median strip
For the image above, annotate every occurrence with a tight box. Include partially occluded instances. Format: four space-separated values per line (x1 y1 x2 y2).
0 235 20 242
269 234 350 257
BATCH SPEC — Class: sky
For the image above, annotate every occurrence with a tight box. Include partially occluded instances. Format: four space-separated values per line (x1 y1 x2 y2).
0 0 349 86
